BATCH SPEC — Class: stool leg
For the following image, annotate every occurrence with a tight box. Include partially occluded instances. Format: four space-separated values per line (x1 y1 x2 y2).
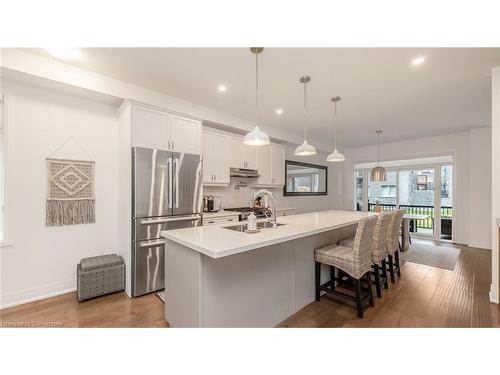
354 278 363 318
330 265 336 291
315 262 321 301
381 259 389 289
366 271 374 307
388 255 396 283
373 264 382 298
395 250 401 277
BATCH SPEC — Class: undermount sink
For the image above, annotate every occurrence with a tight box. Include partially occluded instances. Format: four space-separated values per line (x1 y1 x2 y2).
223 222 286 232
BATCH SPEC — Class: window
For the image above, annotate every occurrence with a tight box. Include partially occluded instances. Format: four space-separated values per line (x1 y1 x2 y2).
284 160 328 196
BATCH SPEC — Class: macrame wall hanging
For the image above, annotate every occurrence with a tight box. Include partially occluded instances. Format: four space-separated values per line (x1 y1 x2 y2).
46 136 95 226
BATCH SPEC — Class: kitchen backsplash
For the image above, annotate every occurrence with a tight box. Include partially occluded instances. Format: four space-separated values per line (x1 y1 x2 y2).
203 181 284 209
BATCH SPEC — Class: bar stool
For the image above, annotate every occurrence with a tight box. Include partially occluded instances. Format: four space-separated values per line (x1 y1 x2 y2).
339 212 393 298
314 215 378 318
370 211 393 297
386 210 405 283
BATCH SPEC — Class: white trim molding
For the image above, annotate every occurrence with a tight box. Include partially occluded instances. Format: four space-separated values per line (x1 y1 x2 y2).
0 279 76 309
490 284 499 304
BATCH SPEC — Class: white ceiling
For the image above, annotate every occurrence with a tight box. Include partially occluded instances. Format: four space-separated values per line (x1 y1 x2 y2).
32 48 500 148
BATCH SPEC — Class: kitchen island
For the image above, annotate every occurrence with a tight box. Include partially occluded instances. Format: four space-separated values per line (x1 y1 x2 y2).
161 210 372 327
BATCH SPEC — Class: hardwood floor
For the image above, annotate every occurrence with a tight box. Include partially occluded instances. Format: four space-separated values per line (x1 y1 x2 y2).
1 239 498 328
279 240 500 327
0 291 168 328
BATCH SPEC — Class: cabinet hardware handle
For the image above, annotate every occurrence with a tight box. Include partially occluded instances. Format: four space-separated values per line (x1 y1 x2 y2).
172 141 174 149
168 141 171 149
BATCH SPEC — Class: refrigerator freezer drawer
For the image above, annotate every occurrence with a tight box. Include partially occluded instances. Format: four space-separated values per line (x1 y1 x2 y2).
133 240 165 297
133 214 202 242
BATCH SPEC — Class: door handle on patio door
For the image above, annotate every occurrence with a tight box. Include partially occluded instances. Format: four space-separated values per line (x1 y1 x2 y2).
174 158 179 208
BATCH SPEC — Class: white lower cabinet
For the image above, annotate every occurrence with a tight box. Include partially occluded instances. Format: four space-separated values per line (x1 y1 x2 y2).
202 215 239 226
203 131 230 185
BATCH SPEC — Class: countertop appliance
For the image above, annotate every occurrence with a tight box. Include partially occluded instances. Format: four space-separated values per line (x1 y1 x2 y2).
132 147 202 297
203 195 221 212
224 206 272 221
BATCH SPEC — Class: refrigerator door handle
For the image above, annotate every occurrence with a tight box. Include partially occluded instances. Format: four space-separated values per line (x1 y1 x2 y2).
139 240 165 248
174 158 179 208
139 214 201 225
167 157 173 209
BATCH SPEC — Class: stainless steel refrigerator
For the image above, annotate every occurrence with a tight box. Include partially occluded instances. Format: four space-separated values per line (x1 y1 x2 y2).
132 147 202 297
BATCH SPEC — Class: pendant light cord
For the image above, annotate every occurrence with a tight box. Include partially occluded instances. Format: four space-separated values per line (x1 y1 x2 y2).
303 81 307 140
377 131 380 167
255 52 259 126
334 100 338 150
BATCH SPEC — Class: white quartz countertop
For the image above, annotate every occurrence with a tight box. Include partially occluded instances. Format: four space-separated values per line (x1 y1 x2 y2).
162 210 372 259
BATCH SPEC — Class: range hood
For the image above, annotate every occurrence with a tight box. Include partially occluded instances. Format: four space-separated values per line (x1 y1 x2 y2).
230 168 260 178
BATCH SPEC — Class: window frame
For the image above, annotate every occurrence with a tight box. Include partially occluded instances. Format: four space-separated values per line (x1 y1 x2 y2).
283 160 328 197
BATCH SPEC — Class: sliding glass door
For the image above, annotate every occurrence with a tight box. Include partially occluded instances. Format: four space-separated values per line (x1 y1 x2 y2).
398 168 436 238
355 162 454 241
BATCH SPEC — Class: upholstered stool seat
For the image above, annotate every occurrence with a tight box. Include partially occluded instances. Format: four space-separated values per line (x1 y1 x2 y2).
315 244 365 279
338 236 355 249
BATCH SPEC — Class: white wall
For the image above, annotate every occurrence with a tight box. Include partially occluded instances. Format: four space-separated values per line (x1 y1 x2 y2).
0 80 120 308
491 67 500 303
204 144 343 214
469 127 492 249
342 129 492 248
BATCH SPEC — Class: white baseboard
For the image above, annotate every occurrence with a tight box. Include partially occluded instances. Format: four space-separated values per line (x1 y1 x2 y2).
0 279 76 309
490 284 499 304
468 242 492 250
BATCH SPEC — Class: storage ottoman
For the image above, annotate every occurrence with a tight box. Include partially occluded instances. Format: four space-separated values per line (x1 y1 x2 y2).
77 254 125 301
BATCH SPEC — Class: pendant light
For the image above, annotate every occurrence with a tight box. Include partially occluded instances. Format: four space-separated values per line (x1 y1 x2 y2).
370 130 387 181
244 47 270 146
295 76 317 156
326 96 345 162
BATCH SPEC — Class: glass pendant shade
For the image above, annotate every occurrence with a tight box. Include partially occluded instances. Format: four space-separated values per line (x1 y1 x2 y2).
244 125 270 146
370 129 387 181
370 166 387 181
295 140 317 156
326 148 345 162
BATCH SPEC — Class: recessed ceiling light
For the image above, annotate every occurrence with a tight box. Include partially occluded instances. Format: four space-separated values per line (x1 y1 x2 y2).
217 85 227 93
411 56 426 66
44 48 81 60
275 108 283 115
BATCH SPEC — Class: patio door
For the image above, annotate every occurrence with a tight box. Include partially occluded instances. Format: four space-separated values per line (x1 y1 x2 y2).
398 167 440 239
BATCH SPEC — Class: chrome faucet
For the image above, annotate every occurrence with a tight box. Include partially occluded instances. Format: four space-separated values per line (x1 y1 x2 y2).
249 189 278 228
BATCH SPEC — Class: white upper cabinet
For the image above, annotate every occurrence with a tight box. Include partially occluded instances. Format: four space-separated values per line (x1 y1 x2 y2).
169 114 202 155
228 137 245 169
203 131 229 185
270 143 285 185
228 138 257 170
256 144 272 185
131 105 169 150
242 144 257 170
130 103 201 155
254 143 286 187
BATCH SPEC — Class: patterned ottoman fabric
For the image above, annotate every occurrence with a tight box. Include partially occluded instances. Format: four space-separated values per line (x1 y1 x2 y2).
77 254 125 301
81 254 123 271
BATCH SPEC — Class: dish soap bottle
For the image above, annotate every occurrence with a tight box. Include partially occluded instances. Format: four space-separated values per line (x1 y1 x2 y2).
247 212 257 231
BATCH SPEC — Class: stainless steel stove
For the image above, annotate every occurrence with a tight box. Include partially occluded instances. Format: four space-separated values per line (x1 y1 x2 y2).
224 207 272 221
